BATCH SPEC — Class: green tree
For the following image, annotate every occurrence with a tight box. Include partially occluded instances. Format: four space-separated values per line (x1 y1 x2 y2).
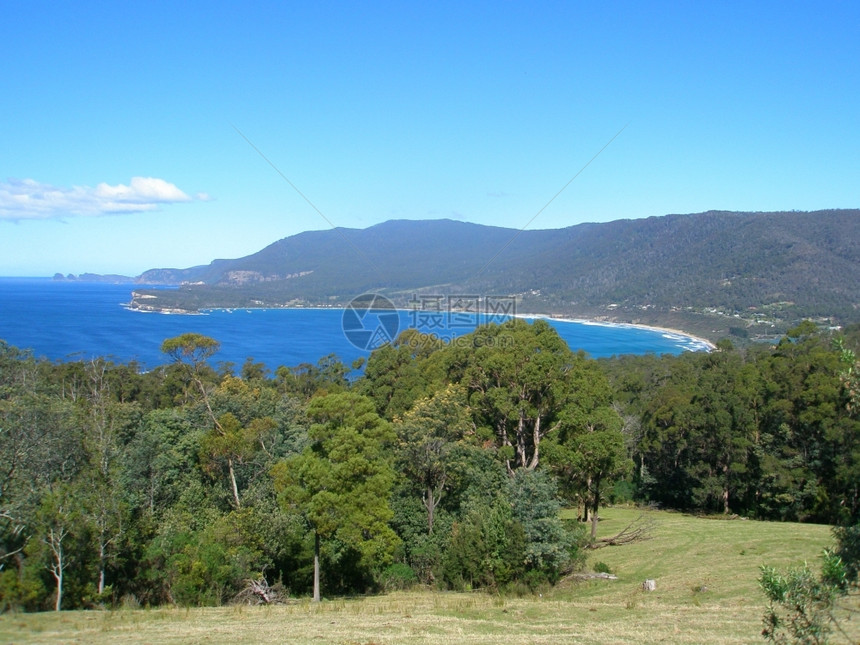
160 333 221 406
76 358 138 597
508 469 576 579
638 349 758 516
547 406 630 538
356 330 446 420
272 392 399 601
30 486 80 611
459 319 581 473
199 412 250 509
442 498 526 591
121 408 203 518
161 335 250 508
755 330 852 522
275 354 350 400
395 384 472 534
543 356 629 537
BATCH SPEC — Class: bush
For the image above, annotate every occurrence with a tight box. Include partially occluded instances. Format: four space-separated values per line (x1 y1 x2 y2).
760 521 860 643
0 565 45 613
509 470 574 582
833 522 860 584
379 563 418 592
442 501 526 591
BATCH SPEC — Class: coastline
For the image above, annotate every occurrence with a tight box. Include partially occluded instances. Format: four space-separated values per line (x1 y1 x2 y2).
124 297 717 353
516 313 717 352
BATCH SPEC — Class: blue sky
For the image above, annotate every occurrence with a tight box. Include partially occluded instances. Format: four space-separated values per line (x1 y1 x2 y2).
1 1 858 276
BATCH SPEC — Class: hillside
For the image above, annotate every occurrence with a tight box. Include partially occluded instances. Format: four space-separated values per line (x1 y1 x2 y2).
129 210 860 340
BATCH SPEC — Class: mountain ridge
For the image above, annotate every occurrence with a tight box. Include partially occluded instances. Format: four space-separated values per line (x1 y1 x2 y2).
126 210 860 341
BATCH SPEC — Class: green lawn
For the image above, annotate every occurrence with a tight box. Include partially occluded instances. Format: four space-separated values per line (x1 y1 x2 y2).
2 507 855 644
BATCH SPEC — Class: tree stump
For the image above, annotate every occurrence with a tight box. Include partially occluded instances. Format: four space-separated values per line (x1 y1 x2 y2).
642 579 657 592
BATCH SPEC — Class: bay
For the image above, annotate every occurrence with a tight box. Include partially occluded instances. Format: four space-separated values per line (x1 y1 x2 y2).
0 279 711 372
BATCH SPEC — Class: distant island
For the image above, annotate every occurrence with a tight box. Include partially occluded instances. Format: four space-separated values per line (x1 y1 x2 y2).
53 272 136 284
69 210 860 344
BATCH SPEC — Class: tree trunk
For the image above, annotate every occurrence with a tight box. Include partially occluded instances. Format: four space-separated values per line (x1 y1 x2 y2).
424 487 435 535
423 478 445 535
47 526 67 611
516 411 527 469
499 421 514 474
228 458 242 509
52 537 64 611
527 415 541 470
590 476 602 540
313 531 321 603
584 473 593 522
98 541 106 595
55 567 63 611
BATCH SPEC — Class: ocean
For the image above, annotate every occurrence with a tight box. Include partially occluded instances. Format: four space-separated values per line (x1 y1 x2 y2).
0 278 711 372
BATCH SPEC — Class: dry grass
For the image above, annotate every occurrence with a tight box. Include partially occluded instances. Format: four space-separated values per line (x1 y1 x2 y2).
2 507 857 644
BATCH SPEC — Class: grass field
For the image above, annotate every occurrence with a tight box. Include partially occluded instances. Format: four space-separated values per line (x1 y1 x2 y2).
2 507 856 644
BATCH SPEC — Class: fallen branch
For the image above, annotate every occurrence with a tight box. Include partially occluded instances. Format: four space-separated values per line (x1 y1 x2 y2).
570 572 619 580
588 514 656 549
233 576 288 605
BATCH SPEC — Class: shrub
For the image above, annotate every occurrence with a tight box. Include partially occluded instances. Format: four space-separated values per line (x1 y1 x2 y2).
442 501 526 591
379 563 418 592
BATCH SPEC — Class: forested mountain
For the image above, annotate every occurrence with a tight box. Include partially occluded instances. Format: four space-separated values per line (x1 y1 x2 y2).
130 210 860 335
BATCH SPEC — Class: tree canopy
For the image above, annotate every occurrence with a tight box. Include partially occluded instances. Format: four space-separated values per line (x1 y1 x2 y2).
0 320 858 611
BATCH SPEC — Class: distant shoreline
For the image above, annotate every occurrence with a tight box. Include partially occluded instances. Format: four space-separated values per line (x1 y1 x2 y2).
123 299 717 353
514 313 717 352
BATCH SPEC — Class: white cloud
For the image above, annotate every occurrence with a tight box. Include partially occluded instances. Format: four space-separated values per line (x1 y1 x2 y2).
0 177 200 220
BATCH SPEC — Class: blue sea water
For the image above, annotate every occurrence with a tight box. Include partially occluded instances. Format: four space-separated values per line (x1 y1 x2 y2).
0 279 711 372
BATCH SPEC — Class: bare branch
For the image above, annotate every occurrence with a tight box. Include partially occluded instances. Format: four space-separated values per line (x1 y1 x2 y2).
588 514 656 549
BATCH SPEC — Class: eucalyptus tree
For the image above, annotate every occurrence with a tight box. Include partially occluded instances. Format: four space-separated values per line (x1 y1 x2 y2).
161 334 248 508
639 348 758 515
755 326 859 522
74 358 140 596
356 329 447 420
0 344 84 607
542 355 629 537
32 487 74 611
458 319 582 473
160 333 221 412
394 384 473 535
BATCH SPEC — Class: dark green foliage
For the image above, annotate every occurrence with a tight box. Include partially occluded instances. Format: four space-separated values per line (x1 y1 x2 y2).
508 469 576 580
442 499 527 591
609 328 860 523
355 329 446 420
833 523 860 585
272 392 400 600
2 316 859 611
379 563 419 591
144 508 269 606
